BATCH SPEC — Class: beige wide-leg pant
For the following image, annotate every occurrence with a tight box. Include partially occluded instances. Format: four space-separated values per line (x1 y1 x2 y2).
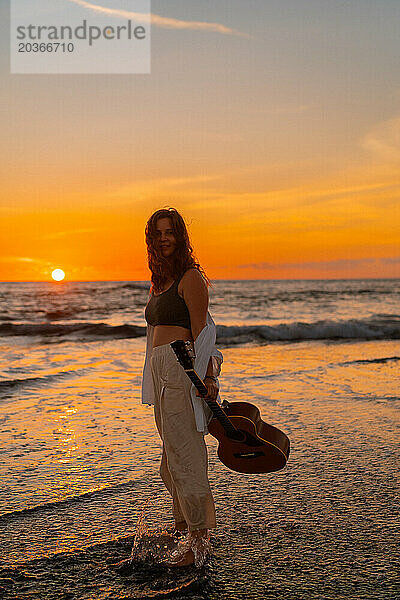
150 343 216 531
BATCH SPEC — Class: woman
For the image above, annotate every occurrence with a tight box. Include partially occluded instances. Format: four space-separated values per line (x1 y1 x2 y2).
141 207 223 568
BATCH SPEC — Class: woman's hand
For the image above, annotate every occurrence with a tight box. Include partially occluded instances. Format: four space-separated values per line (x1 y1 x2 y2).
196 377 219 400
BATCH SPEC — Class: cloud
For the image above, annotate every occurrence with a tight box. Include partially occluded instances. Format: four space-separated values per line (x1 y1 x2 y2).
362 115 400 162
108 173 221 199
109 170 397 204
67 0 246 36
166 179 399 218
34 228 99 241
238 258 378 270
381 256 400 264
102 169 400 226
0 255 53 266
257 104 313 115
0 256 33 263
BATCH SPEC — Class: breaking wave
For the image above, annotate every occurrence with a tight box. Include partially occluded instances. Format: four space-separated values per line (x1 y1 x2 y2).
1 315 399 344
215 316 400 344
0 322 145 340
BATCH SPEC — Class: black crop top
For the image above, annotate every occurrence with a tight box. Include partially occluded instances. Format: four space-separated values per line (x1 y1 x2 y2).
145 272 191 330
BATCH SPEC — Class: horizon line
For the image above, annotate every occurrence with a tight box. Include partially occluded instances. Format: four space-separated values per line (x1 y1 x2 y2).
1 277 399 283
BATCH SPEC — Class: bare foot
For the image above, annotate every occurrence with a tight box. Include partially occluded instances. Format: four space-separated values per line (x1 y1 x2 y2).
164 529 211 568
165 549 195 567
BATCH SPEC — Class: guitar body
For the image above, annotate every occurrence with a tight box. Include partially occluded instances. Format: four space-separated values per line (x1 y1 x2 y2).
208 402 290 474
170 340 290 475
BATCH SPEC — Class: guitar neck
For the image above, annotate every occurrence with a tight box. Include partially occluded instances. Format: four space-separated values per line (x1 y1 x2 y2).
183 368 238 436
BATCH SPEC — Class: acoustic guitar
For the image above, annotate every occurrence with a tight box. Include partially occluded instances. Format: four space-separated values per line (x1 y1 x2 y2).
170 340 290 474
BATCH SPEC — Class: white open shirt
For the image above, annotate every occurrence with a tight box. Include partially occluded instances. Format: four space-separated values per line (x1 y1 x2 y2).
141 311 223 434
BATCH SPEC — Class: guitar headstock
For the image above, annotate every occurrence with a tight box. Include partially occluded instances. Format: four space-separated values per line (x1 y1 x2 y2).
170 340 195 370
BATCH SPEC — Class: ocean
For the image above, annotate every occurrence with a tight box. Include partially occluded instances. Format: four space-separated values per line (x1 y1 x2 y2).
0 279 399 599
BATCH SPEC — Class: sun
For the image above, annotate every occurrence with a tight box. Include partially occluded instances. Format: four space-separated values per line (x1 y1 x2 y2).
52 269 65 281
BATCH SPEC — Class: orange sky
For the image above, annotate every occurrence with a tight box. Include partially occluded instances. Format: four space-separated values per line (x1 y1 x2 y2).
1 1 399 281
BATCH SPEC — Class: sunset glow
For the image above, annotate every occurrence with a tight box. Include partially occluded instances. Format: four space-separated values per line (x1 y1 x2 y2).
1 2 399 282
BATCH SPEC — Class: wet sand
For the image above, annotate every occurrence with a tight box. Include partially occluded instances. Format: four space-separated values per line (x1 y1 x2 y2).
1 338 399 599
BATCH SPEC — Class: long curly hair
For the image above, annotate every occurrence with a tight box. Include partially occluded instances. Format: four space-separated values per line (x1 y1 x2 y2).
145 208 209 294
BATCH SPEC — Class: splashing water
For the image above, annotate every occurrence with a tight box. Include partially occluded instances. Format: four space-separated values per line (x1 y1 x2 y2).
128 503 212 568
109 504 209 597
129 506 156 562
164 531 212 568
126 502 177 565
